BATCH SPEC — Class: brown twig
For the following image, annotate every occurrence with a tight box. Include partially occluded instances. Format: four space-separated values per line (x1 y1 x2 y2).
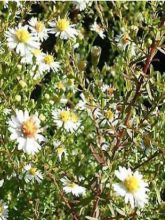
92 195 101 217
111 40 159 159
133 150 160 170
91 173 102 218
89 144 106 165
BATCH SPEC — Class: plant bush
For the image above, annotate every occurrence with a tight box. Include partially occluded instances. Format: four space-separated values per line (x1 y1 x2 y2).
0 1 164 220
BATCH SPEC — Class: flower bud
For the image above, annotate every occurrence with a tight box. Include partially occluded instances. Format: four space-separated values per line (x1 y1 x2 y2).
19 80 27 88
49 100 54 105
45 94 50 100
91 46 101 66
39 114 46 121
56 82 65 91
15 95 21 102
147 38 153 46
78 60 87 71
17 64 22 70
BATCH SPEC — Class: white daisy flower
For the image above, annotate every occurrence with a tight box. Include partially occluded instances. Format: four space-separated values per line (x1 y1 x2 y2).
49 17 78 40
52 108 80 133
100 84 110 93
38 53 60 73
73 0 91 11
0 200 8 220
115 33 130 49
24 164 43 183
5 24 40 56
115 29 130 50
113 166 149 208
115 27 136 57
55 81 66 92
76 93 102 119
61 177 86 196
91 21 105 39
21 48 43 64
28 17 48 42
100 108 118 127
8 109 46 155
54 141 67 161
101 84 114 95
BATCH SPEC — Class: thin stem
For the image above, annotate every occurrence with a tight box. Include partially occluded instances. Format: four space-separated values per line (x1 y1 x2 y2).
111 40 159 159
133 150 160 170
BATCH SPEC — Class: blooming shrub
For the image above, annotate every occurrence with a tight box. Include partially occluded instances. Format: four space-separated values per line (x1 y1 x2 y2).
0 1 164 219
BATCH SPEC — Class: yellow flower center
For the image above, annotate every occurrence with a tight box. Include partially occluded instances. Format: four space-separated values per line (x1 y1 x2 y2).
56 19 70 32
96 25 103 33
105 110 114 121
122 33 129 45
31 49 41 57
44 55 54 65
35 21 44 33
70 112 78 123
21 118 37 138
68 79 74 86
68 182 77 189
60 111 70 122
56 82 65 90
107 87 114 96
15 29 31 43
56 147 65 155
124 176 140 193
29 167 37 176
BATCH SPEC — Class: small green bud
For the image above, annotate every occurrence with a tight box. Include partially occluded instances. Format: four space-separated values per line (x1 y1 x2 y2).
17 64 22 70
45 93 50 100
19 80 27 88
78 60 87 71
91 46 101 66
15 95 21 102
39 114 46 121
49 100 54 105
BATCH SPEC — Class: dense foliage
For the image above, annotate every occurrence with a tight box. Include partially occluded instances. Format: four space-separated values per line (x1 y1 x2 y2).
0 1 164 219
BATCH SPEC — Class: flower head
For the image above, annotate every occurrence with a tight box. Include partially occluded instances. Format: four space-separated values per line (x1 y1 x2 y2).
113 166 149 208
61 177 86 196
49 17 78 40
91 21 105 39
52 108 80 133
115 27 136 57
38 53 60 73
5 24 40 56
8 110 46 154
28 17 48 41
115 30 130 50
24 164 43 183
